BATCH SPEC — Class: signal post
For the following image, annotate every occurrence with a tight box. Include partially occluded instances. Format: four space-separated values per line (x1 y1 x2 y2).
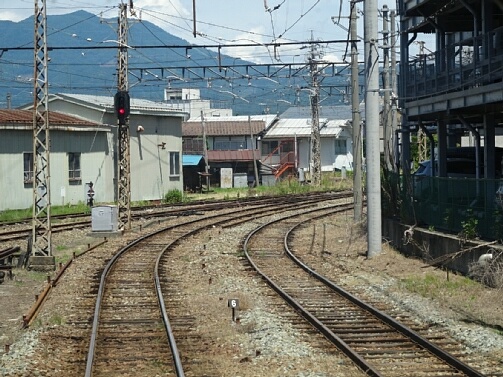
116 4 131 230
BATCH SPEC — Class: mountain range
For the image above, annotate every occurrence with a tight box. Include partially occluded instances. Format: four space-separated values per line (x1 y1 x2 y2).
0 10 353 115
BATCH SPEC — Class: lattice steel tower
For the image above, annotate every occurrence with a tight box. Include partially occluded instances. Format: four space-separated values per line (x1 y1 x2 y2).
308 40 322 186
31 0 54 268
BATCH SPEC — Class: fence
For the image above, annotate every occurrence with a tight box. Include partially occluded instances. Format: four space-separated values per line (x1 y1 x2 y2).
382 171 503 240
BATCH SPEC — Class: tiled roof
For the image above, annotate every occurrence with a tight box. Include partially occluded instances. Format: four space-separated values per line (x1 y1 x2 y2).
183 120 265 136
207 150 260 162
0 109 99 126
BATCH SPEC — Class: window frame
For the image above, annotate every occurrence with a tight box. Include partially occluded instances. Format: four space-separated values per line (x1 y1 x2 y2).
169 151 180 176
68 152 82 183
23 152 34 184
334 139 346 154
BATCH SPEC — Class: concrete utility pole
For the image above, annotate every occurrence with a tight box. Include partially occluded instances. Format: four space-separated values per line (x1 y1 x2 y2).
364 0 382 257
308 38 322 186
116 3 131 230
31 0 54 270
350 1 363 222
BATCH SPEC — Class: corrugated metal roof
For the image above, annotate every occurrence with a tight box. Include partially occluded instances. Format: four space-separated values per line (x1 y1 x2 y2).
187 114 277 127
182 155 204 166
280 104 366 120
263 118 349 138
207 150 260 162
183 120 266 136
50 93 188 114
0 109 99 126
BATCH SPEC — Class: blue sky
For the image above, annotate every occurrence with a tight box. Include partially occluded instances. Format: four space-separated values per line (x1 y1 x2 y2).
0 1 427 63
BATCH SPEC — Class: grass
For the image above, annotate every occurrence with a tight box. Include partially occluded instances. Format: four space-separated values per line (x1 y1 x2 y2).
186 171 353 201
0 172 353 222
401 273 479 297
0 202 91 222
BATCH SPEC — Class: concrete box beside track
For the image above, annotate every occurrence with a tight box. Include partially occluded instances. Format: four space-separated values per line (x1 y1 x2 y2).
91 205 118 232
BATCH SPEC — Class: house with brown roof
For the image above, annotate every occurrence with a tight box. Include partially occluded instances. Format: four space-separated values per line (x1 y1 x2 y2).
182 115 276 187
0 109 114 211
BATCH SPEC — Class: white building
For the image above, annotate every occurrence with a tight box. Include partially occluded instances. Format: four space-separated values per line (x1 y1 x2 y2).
261 117 353 180
163 88 233 119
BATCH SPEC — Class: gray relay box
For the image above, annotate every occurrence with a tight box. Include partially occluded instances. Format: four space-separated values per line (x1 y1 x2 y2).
91 205 118 232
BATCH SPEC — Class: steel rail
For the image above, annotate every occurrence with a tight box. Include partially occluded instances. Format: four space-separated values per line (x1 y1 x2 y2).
241 203 385 376
84 194 346 376
283 213 486 377
0 191 346 242
243 203 487 377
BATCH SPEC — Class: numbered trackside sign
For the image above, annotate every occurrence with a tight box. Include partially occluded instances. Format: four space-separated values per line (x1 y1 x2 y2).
227 299 239 309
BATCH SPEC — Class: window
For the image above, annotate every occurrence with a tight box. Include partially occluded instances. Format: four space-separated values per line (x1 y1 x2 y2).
68 153 81 183
23 152 33 183
282 140 294 153
214 137 246 150
170 151 180 175
335 139 346 154
262 140 279 155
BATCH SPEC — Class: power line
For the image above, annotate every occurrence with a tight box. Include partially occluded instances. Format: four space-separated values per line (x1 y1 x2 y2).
0 38 356 52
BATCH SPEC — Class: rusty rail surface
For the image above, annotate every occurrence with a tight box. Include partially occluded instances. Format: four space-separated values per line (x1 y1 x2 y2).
243 205 488 377
84 194 348 377
22 239 108 328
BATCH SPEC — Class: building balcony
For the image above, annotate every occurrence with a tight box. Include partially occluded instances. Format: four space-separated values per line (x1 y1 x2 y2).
405 27 503 103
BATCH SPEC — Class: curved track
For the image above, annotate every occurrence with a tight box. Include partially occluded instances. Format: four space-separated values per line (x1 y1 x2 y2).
84 193 349 376
0 192 338 243
243 205 488 377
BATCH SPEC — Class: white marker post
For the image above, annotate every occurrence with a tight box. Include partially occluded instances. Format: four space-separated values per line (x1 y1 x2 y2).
228 298 239 322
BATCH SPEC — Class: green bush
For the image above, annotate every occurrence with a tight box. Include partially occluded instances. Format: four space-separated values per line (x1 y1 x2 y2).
164 189 184 204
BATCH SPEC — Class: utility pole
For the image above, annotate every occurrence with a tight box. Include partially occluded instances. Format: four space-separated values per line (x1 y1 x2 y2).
31 0 54 270
201 110 209 189
350 1 363 222
308 36 322 186
364 0 382 257
382 5 392 171
248 116 260 187
116 3 131 230
416 40 428 164
390 10 399 172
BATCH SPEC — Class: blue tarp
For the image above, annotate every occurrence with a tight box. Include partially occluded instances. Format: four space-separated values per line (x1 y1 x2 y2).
182 155 204 166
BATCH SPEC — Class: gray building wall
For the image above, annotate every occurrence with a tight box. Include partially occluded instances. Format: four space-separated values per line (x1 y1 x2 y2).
129 114 183 201
46 96 185 202
0 128 113 210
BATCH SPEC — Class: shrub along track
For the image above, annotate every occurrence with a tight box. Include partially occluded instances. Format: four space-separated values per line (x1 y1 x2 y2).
84 193 351 377
243 204 497 377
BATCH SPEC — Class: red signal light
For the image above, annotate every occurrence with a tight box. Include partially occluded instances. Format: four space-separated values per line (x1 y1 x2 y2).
114 91 130 125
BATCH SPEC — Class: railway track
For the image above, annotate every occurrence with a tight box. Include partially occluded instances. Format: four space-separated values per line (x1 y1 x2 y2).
84 193 350 376
0 191 341 243
243 204 491 377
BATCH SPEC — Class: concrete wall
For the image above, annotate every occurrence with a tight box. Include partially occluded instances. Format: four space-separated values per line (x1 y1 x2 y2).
382 218 501 275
